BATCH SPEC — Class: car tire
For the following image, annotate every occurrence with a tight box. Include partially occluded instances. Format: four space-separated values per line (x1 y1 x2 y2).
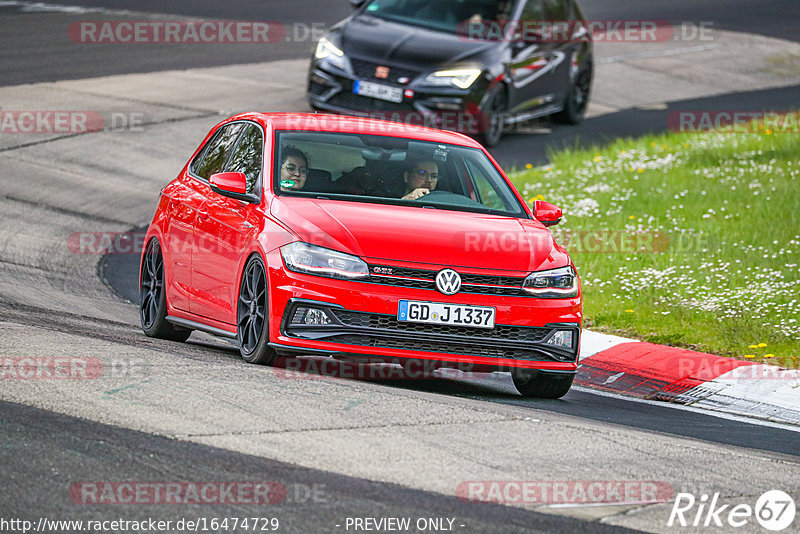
237 254 277 365
479 85 508 147
140 238 192 342
553 64 592 125
512 370 574 399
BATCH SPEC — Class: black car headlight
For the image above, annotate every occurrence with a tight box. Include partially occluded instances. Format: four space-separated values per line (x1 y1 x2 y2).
281 242 368 280
314 37 347 70
522 266 578 298
423 68 482 89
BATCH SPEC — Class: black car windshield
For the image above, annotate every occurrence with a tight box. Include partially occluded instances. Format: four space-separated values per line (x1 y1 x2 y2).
361 0 515 35
274 130 528 218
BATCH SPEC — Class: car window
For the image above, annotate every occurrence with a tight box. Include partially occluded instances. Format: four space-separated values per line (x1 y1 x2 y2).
464 159 507 211
226 124 263 195
542 0 567 20
274 131 527 218
365 0 515 35
191 122 246 180
519 0 544 22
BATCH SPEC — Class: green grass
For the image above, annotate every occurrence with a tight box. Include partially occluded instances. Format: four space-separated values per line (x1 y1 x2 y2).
507 128 800 368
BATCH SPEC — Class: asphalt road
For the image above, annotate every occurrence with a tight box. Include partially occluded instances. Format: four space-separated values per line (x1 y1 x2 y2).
3 399 637 534
1 1 799 533
0 0 797 86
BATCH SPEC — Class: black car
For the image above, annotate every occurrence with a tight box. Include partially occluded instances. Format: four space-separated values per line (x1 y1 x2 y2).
307 0 593 146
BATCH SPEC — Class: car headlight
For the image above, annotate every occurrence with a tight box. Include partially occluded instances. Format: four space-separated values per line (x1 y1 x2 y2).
281 242 368 280
314 37 346 69
423 68 482 89
522 266 578 298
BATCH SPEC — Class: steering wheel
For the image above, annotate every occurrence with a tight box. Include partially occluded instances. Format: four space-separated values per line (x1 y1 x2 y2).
412 190 487 208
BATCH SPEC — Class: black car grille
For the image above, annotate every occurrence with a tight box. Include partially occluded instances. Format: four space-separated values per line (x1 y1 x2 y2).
367 264 530 297
330 334 553 361
283 305 578 363
326 91 415 113
350 59 420 84
308 80 328 97
334 310 550 343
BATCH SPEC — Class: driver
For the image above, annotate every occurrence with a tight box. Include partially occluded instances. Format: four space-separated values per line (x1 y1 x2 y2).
401 160 439 200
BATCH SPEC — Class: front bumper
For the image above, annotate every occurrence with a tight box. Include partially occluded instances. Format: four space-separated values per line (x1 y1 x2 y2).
307 58 488 133
266 249 581 373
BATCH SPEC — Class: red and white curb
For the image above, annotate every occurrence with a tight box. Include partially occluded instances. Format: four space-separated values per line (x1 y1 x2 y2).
578 331 800 426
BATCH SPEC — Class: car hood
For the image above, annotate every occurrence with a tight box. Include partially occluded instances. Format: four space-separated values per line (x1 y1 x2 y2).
270 197 569 273
337 14 495 70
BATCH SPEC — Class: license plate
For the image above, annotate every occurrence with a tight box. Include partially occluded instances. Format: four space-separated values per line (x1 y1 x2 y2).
353 80 404 103
398 300 495 329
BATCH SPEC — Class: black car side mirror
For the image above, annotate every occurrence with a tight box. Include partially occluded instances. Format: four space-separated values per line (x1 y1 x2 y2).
349 0 366 8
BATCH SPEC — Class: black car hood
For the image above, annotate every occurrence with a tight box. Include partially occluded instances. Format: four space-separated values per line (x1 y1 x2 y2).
338 14 495 70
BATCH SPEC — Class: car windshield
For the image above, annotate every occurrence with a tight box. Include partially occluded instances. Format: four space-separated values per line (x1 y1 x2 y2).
274 131 528 218
361 0 515 36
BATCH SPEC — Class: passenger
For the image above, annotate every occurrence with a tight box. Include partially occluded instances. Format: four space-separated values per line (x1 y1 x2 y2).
279 146 309 191
401 160 439 200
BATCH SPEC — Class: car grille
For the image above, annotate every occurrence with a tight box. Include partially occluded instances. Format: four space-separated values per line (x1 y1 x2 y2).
284 305 578 363
367 264 530 297
308 80 328 97
334 310 550 343
330 334 553 361
350 59 420 84
325 91 415 113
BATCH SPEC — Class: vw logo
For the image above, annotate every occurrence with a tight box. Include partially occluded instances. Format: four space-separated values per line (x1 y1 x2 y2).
435 269 462 295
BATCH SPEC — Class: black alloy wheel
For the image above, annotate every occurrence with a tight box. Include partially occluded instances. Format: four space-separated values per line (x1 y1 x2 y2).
237 255 277 365
554 64 593 125
140 238 191 341
480 85 508 147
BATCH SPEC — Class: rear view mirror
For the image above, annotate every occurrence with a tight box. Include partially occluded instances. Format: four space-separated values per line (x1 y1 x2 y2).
534 200 562 227
209 172 259 203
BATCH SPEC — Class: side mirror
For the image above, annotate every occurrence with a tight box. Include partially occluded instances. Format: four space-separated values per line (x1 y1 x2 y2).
534 200 562 227
209 172 259 203
349 0 366 8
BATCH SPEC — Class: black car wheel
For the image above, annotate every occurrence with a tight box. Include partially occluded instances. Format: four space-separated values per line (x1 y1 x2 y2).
553 64 592 125
237 255 277 365
512 370 574 399
480 85 508 147
140 238 191 342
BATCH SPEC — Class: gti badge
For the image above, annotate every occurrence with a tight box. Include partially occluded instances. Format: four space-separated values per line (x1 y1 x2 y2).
435 269 461 295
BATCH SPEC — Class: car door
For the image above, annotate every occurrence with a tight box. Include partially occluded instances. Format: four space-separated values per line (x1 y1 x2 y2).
173 122 246 315
161 176 200 312
506 0 570 114
191 122 264 325
161 124 245 313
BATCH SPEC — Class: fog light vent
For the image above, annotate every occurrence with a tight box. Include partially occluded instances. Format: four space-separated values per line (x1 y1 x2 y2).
546 330 573 350
291 306 332 326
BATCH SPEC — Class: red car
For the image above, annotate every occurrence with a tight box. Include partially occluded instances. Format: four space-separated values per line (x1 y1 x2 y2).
140 112 581 398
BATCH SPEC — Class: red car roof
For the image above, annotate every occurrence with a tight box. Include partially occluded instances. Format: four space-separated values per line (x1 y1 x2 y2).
226 112 484 148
